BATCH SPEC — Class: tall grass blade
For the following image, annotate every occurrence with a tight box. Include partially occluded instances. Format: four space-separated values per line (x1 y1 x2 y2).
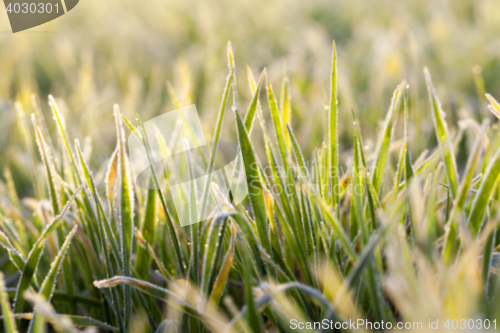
371 82 405 195
424 69 458 197
113 104 135 330
329 40 339 209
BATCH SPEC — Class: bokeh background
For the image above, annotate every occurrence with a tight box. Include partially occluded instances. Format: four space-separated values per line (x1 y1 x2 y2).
1 0 500 196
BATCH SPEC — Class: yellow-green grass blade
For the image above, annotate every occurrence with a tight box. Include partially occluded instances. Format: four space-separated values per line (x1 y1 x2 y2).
246 66 266 131
113 104 135 330
424 69 458 198
329 40 340 210
28 225 78 333
244 70 265 133
280 71 292 151
0 272 18 333
486 93 500 119
13 186 82 314
371 82 405 195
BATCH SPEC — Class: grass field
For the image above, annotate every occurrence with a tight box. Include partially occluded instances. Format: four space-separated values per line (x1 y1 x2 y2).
1 0 500 332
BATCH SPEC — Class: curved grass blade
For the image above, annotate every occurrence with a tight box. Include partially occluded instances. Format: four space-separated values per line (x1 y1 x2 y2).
23 291 76 333
0 231 26 271
27 226 78 333
7 313 119 332
486 93 500 119
13 186 82 315
468 146 500 235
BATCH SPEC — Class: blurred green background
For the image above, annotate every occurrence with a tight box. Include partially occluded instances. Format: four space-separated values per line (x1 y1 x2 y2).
1 0 500 196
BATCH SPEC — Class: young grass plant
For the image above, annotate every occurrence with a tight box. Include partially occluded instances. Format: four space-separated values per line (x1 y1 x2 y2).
0 41 499 333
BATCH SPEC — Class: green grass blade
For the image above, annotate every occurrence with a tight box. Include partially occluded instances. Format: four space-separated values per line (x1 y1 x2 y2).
468 146 500 235
136 115 186 277
32 115 60 215
201 213 229 296
403 86 414 181
209 225 235 306
329 40 339 209
286 123 309 179
198 45 234 220
242 248 263 333
443 140 481 262
28 226 78 333
234 107 272 261
13 186 82 314
48 96 79 185
135 179 157 280
371 82 405 195
0 230 26 271
0 272 18 333
114 104 135 330
424 69 458 197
